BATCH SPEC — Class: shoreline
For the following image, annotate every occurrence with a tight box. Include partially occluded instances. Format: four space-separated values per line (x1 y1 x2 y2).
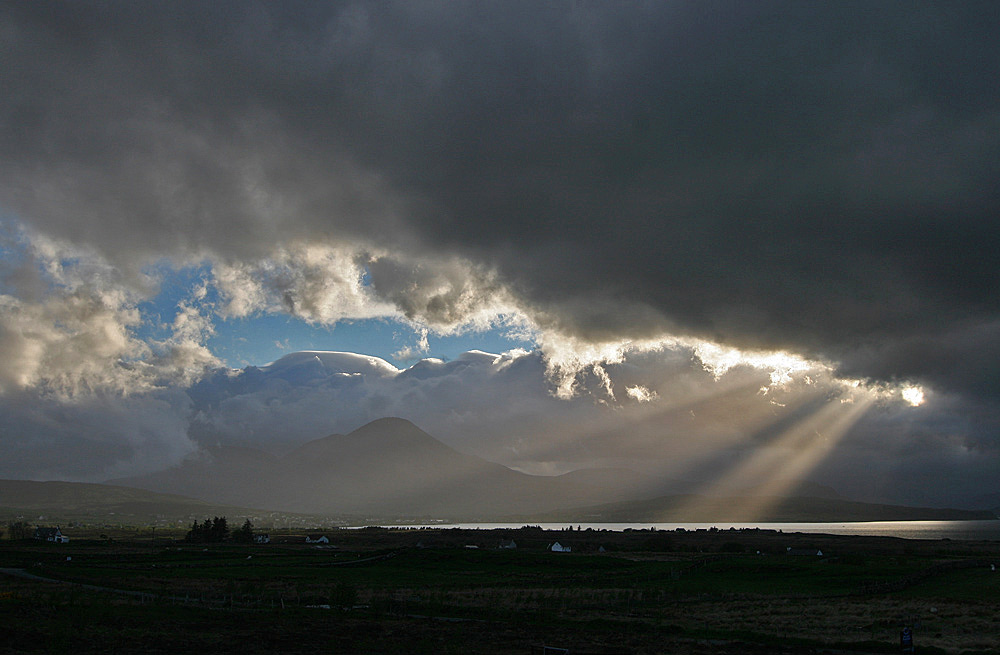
353 519 1000 541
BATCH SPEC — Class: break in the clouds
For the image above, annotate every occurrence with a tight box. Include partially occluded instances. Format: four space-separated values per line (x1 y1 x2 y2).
1 2 998 505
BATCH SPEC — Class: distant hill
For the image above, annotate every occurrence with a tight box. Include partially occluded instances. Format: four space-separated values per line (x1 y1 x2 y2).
967 491 1000 513
0 479 258 524
521 493 998 523
108 444 280 509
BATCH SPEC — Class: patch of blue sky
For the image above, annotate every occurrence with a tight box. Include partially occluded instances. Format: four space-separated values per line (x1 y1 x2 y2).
134 261 214 344
133 263 536 370
1 225 537 371
207 314 389 368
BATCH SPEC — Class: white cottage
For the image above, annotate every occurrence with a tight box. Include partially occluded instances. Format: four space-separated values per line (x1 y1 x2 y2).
549 542 571 553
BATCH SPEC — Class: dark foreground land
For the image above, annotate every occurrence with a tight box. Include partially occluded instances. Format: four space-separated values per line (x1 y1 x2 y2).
2 526 999 654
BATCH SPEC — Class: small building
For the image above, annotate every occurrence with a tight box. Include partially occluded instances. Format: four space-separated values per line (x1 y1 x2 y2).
254 534 270 544
498 539 517 550
550 542 572 553
305 535 329 544
34 527 69 543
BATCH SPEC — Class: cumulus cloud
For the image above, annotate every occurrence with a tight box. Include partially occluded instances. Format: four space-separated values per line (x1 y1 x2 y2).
625 385 657 404
212 244 394 323
0 290 143 394
366 255 522 334
0 231 151 395
148 291 221 387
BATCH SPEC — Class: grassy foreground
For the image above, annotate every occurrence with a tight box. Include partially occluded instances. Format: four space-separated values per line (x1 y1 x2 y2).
2 526 999 654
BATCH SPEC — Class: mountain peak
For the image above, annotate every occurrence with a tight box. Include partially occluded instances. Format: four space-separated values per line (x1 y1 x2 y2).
351 417 420 433
347 417 443 447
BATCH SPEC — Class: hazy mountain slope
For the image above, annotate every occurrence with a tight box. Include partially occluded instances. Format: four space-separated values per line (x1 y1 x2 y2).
110 418 679 517
735 481 843 501
270 417 537 515
111 445 279 509
112 418 585 517
522 493 997 523
967 491 1000 512
271 418 654 516
0 479 252 523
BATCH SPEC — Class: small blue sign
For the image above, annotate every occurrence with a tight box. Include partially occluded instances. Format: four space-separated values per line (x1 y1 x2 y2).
901 626 914 653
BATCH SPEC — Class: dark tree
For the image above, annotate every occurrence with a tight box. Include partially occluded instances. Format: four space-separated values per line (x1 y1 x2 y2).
185 516 231 543
210 516 229 542
233 519 254 544
185 520 205 542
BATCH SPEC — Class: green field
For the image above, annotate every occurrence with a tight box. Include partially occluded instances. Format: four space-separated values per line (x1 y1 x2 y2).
2 527 998 654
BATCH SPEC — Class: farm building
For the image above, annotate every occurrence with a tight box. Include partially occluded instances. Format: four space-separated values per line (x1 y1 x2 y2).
549 542 572 553
33 527 69 543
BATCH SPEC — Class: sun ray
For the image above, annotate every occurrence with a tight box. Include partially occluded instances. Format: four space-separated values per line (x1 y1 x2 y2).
663 392 874 521
719 396 874 520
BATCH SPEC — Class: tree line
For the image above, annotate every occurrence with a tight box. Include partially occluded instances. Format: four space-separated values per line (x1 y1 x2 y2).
185 516 255 543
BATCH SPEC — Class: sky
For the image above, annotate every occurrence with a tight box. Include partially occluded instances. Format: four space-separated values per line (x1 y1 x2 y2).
1 1 999 509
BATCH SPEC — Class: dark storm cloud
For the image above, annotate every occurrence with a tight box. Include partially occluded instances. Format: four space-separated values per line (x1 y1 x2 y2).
2 1 999 404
